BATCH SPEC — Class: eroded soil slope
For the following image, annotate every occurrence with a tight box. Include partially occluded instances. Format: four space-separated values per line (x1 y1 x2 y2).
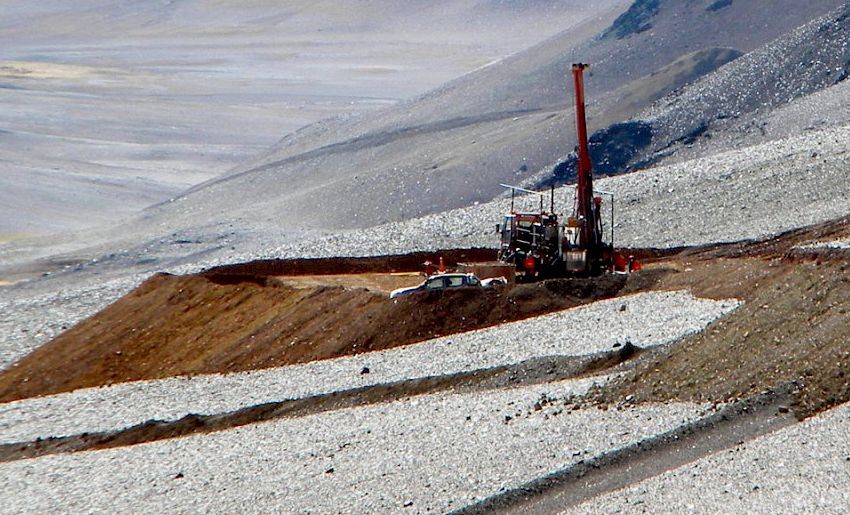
591 217 850 419
593 256 850 418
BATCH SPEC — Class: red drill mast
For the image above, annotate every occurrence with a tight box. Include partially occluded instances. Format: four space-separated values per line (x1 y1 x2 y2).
572 63 600 252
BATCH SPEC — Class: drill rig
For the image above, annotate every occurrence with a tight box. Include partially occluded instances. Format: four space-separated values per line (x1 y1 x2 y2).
497 63 615 279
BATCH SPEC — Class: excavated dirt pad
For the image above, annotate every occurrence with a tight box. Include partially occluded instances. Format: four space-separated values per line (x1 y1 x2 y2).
274 272 422 293
0 267 627 402
202 248 497 277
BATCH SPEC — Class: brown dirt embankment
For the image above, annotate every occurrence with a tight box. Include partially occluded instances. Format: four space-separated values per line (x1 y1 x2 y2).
202 248 497 277
0 263 626 403
591 241 850 419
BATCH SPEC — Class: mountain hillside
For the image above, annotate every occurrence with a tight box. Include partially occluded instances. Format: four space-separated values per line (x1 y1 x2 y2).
130 0 845 248
542 4 850 184
0 0 615 236
1 0 848 283
631 5 850 170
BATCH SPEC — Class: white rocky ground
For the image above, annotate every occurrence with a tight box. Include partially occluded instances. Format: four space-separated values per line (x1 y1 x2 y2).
0 291 737 443
0 275 144 368
567 401 850 514
0 377 708 514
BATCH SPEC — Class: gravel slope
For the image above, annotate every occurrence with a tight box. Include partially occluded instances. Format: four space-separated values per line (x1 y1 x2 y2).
567 401 850 514
0 276 142 369
0 377 708 514
654 77 850 169
249 123 850 262
0 291 737 443
633 4 850 168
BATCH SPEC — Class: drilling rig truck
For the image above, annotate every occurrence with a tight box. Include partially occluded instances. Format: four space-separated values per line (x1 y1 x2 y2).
497 63 620 279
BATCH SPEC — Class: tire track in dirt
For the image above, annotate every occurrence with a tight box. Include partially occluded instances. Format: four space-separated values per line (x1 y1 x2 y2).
457 385 799 514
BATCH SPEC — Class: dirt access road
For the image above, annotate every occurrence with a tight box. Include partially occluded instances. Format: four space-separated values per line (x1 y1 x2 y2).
274 272 421 293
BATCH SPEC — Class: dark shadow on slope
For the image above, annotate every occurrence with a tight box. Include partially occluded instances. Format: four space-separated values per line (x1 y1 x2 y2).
706 0 734 12
601 0 662 39
537 120 653 189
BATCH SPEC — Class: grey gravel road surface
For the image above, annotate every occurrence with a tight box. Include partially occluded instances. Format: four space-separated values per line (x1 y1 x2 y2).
566 401 850 514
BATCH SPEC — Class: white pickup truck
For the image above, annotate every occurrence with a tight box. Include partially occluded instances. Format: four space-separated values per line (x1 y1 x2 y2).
389 273 507 299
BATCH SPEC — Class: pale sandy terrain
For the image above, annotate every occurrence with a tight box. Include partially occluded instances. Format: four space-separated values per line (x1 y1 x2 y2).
0 0 619 236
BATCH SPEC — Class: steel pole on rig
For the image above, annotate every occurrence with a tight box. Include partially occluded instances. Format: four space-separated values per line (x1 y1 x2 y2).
572 63 598 252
